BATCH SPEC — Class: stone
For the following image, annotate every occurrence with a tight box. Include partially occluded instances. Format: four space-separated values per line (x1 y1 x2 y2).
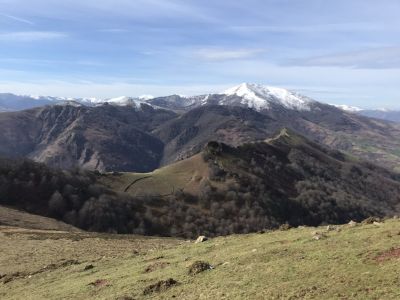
195 236 208 243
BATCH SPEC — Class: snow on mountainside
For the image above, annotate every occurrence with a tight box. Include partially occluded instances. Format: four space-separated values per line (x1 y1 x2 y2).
332 104 363 112
221 83 315 111
96 96 151 109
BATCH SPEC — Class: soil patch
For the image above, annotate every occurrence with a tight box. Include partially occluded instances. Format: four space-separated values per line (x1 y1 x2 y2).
144 261 170 273
188 261 212 275
89 279 111 288
375 247 400 262
143 278 178 295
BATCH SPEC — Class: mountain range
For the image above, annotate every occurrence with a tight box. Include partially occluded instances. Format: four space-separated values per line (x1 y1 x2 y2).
1 83 400 173
2 83 400 238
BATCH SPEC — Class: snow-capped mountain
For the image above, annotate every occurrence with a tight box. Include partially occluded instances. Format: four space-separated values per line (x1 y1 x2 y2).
88 96 152 109
220 83 315 111
147 83 317 112
0 93 156 112
2 85 397 122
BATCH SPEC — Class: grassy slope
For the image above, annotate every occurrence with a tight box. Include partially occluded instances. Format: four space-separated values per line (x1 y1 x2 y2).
0 205 80 232
100 153 210 196
1 219 399 299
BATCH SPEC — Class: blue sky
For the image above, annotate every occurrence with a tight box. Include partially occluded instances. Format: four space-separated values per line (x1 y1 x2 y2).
0 0 399 108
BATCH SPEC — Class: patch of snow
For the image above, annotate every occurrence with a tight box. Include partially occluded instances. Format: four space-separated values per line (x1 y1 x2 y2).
139 94 154 100
103 96 151 110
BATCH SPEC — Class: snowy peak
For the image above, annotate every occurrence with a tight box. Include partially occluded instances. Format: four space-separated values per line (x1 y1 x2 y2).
222 83 315 111
69 96 155 110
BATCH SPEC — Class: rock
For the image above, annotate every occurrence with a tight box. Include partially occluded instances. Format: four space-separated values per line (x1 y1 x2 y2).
312 231 326 240
195 236 208 243
348 220 358 227
188 261 213 275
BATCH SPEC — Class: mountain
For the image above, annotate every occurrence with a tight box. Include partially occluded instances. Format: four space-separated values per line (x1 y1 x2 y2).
154 105 278 165
153 91 400 171
100 128 400 236
0 93 61 111
2 129 400 238
3 83 400 172
333 104 400 123
0 93 157 112
0 104 176 172
221 83 315 111
358 109 400 123
147 83 315 112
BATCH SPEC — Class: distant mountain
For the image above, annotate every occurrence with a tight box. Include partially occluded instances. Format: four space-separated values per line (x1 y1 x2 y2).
332 104 400 123
154 100 400 171
148 83 316 112
221 83 315 111
358 109 400 123
0 104 176 172
2 83 400 172
0 93 156 112
0 93 60 111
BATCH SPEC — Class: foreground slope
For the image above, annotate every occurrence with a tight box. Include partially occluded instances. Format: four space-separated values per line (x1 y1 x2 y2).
0 219 399 299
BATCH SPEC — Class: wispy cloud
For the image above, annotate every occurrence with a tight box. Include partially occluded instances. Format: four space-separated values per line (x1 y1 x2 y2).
0 31 67 42
288 47 400 69
228 22 399 34
0 13 34 25
192 47 265 61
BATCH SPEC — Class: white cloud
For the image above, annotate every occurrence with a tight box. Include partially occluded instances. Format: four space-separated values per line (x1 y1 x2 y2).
192 48 264 61
0 31 67 42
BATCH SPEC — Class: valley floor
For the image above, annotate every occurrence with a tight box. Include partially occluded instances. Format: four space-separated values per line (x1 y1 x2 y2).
0 219 399 299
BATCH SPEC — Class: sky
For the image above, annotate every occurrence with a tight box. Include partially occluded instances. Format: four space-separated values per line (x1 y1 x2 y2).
0 0 399 108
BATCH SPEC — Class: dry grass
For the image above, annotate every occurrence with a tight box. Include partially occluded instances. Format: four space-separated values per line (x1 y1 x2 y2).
100 153 210 197
0 206 80 231
1 219 399 299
